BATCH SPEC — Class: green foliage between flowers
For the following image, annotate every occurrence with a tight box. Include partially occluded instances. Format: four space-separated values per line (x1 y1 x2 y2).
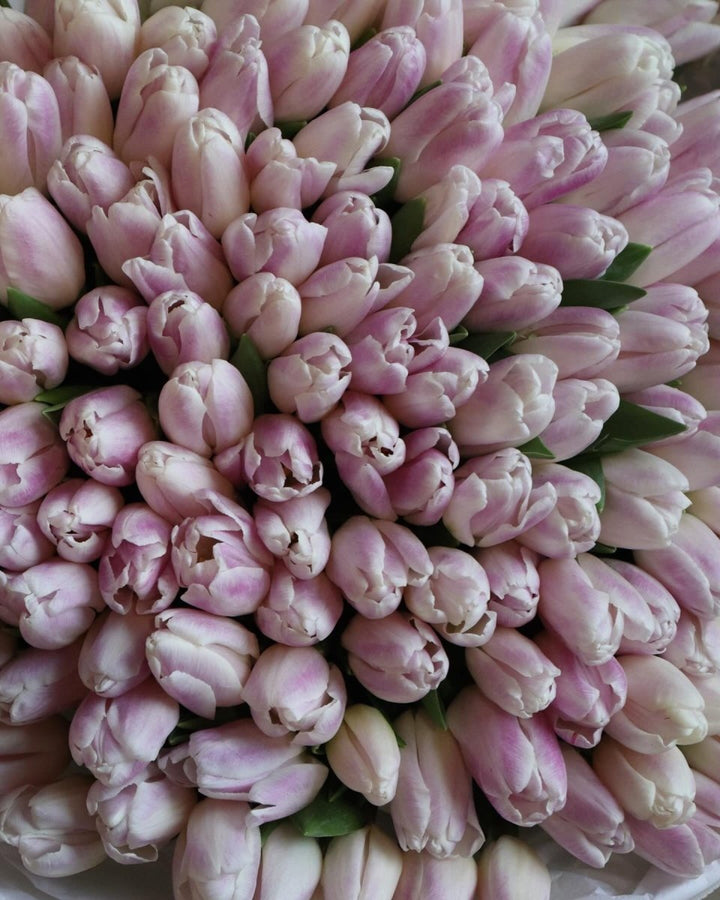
230 334 271 414
6 287 70 328
292 782 372 837
587 110 634 132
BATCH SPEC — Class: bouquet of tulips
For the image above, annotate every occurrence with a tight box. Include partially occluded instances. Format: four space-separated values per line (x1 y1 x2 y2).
2 0 720 897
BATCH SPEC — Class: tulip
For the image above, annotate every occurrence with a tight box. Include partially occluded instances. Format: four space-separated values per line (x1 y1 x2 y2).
223 274 301 361
465 257 561 333
0 571 26 627
321 826 402 900
0 776 106 877
265 20 350 122
223 207 327 286
179 718 328 822
0 8 52 72
690 674 720 735
255 564 343 647
146 607 259 719
254 821 322 900
605 558 680 656
671 90 720 181
627 814 719 878
0 718 70 793
0 640 86 725
476 540 540 628
136 443 236 524
69 678 179 786
297 256 384 337
304 0 386 42
381 0 464 87
253 490 331 580
170 494 272 616
689 485 720 535
599 449 690 551
53 0 140 99
648 412 720 492
0 403 69 508
407 165 484 251
114 48 199 167
267 332 352 422
456 178 530 262
313 191 392 266
404 545 495 647
539 376 619 461
326 516 432 619
239 414 323 502
443 448 557 548
384 427 458 527
78 609 154 697
541 745 633 869
329 25 426 119
0 500 54 572
476 835 551 900
66 285 149 376
0 318 67 405
98 503 178 616
43 56 114 146
605 654 707 753
0 62 62 195
0 187 85 309
681 347 720 410
394 851 478 900
139 5 217 78
36 478 124 564
88 762 197 865
293 102 393 197
245 126 335 213
447 685 567 825
171 109 249 238
147 288 230 375
172 799 261 900
624 382 707 439
341 611 449 703
14 0 54 34
326 704 401 806
466 627 560 718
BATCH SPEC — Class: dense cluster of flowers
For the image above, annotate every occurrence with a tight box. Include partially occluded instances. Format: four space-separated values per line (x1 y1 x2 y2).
3 0 720 897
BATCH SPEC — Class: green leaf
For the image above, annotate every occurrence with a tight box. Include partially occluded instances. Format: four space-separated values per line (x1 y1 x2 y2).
587 110 633 132
592 542 618 556
291 788 370 838
517 437 555 460
457 331 516 360
277 119 308 139
448 325 469 346
593 399 686 454
369 156 401 208
6 288 70 329
601 243 653 283
35 385 94 418
230 334 270 414
561 279 646 309
421 689 448 731
565 455 605 513
389 196 427 263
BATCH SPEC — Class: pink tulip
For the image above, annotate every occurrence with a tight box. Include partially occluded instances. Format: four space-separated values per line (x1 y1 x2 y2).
606 558 680 656
671 90 720 180
456 178 530 262
0 403 69 508
223 274 301 359
381 0 464 87
239 414 323 502
476 835 551 900
465 256 561 332
147 288 230 376
0 718 70 793
539 377 620 461
254 821 322 900
0 640 86 725
139 5 217 79
304 0 386 42
43 56 114 146
476 540 540 628
253 489 331 580
0 8 52 72
0 500 54 572
321 826 403 900
313 191 392 266
394 852 478 900
0 318 68 405
78 609 154 697
297 256 383 337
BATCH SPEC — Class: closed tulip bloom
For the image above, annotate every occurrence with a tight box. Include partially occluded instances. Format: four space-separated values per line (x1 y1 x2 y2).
443 448 557 548
326 704 401 806
476 835 551 900
541 745 633 868
297 256 384 337
466 627 560 718
689 486 720 535
253 490 331 580
321 826 402 900
456 178 530 262
98 503 178 615
605 654 707 753
268 332 352 422
265 20 350 122
139 5 217 78
223 274 301 360
0 318 67 405
623 382 707 441
0 403 69 508
54 0 140 100
466 257 561 333
255 564 343 647
0 63 62 195
170 495 272 616
0 188 84 309
447 685 567 825
535 628 627 748
477 540 540 627
341 611 449 703
407 165 484 251
43 56 114 146
0 8 52 72
599 449 690 551
671 90 720 182
394 852 478 900
404 545 495 647
304 0 386 41
313 191 391 266
78 609 154 697
37 478 124 563
254 821 322 900
0 501 54 572
0 640 86 725
539 376 619 461
0 718 70 793
326 516 432 619
137 444 236 526
381 0 464 86
88 762 196 865
628 814 719 879
329 26 426 118
0 776 106 877
146 607 259 719
147 289 230 376
605 558 680 656
647 411 720 492
114 49 199 167
662 610 720 680
172 799 260 900
239 414 323 502
690 674 720 735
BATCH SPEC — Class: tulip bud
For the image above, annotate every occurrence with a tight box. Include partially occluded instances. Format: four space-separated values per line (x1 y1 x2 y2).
147 607 259 719
320 826 402 900
0 640 86 725
0 500 54 572
304 0 386 42
341 611 449 703
0 318 68 405
0 8 52 72
457 178 530 262
223 274 301 362
394 852 478 900
0 403 69 508
0 718 71 793
0 187 85 309
139 5 217 78
254 821 322 900
253 490 331 580
78 609 154 697
476 540 540 627
476 836 551 900
539 376 620 461
465 256 561 333
147 288 230 375
255 564 343 647
297 256 382 337
313 191 392 266
239 414 323 502
381 0 464 87
43 56 114 146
